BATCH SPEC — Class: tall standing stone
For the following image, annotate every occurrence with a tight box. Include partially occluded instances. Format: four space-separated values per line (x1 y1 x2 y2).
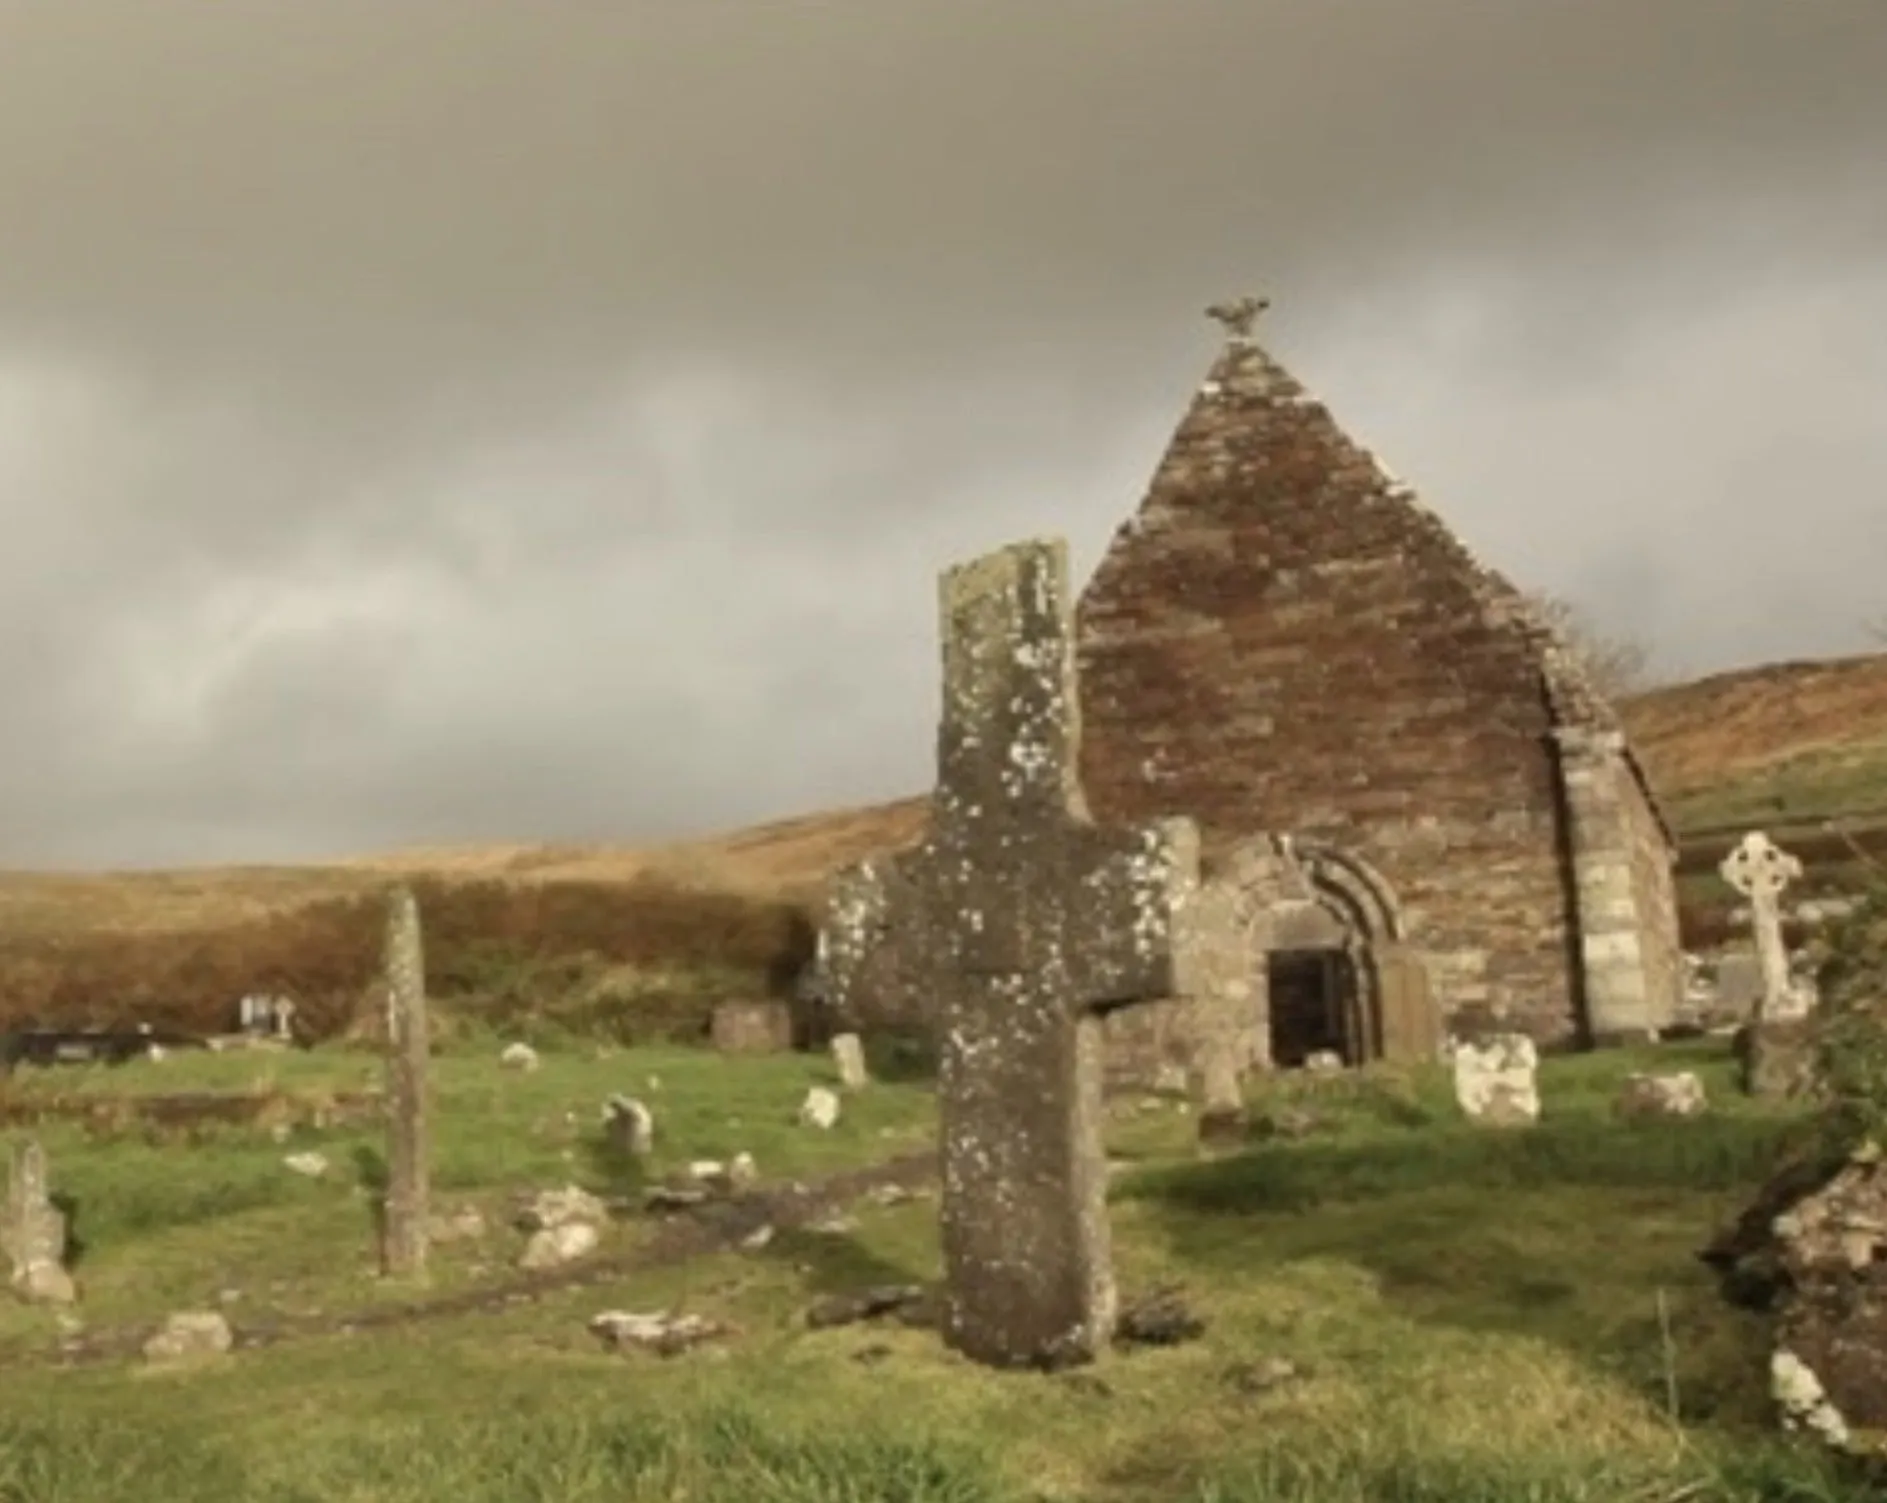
1719 831 1805 1024
3 1138 74 1303
381 885 431 1277
821 536 1218 1369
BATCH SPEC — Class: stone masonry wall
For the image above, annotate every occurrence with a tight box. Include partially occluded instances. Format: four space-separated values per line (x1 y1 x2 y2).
1621 762 1684 1028
1074 329 1592 1041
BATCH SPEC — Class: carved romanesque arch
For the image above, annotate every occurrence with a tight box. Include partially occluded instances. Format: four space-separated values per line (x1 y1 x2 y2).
1288 837 1403 945
1228 836 1436 1066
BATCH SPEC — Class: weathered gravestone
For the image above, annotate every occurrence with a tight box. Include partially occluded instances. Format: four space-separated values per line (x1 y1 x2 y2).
821 536 1222 1369
830 1032 870 1090
381 885 431 1277
1720 832 1816 1098
3 1137 74 1303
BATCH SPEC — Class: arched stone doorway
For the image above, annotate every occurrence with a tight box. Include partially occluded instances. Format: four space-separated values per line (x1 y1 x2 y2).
1242 838 1440 1069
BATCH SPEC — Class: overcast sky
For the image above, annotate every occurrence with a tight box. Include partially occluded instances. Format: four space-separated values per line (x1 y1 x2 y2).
1 2 1883 870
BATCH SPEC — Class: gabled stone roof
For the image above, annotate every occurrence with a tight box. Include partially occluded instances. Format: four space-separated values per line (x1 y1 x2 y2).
1094 299 1676 851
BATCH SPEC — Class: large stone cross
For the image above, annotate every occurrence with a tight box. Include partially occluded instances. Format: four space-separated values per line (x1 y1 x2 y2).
1718 830 1803 1022
822 536 1211 1369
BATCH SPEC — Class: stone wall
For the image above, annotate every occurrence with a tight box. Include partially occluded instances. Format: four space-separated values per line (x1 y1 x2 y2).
1621 761 1685 1029
1074 328 1629 1043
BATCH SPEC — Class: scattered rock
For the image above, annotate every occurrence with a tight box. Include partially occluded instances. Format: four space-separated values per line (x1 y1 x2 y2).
499 1042 541 1072
1614 1071 1708 1119
738 1224 774 1250
514 1185 608 1233
1705 1139 1887 1445
143 1311 234 1364
282 1151 329 1177
1451 1033 1540 1125
798 1087 841 1130
864 1183 916 1207
645 1185 711 1212
830 1032 870 1090
1303 1050 1344 1074
1196 1107 1248 1151
602 1095 655 1157
1115 1285 1205 1348
1773 1348 1852 1448
14 1260 75 1304
588 1308 729 1356
1152 1063 1191 1095
1249 1106 1320 1140
519 1221 600 1270
806 1284 931 1330
807 1212 859 1235
1224 1356 1301 1395
426 1205 487 1244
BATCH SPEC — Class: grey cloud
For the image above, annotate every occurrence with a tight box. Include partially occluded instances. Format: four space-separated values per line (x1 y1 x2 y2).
0 1 1882 866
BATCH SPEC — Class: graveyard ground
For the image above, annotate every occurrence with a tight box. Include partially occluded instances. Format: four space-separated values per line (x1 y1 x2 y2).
0 1034 1879 1503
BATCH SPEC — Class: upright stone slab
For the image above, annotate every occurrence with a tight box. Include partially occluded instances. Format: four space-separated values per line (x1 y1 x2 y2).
1719 831 1805 1023
827 536 1211 1369
3 1138 72 1303
381 886 431 1277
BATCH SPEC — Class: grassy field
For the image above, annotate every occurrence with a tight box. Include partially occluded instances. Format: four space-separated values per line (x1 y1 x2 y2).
0 1035 1875 1502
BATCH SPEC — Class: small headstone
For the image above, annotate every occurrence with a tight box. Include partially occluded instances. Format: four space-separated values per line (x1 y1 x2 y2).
602 1095 654 1157
4 1139 73 1305
1614 1071 1707 1119
1451 1034 1539 1125
830 1032 870 1090
499 1042 541 1072
381 886 431 1278
710 1000 793 1055
1711 953 1764 1021
798 1086 841 1129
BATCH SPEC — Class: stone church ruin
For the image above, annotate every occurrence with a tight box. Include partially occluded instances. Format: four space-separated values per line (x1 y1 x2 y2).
822 297 1682 1079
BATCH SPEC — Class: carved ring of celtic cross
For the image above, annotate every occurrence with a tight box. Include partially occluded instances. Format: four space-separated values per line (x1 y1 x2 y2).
1720 834 1801 897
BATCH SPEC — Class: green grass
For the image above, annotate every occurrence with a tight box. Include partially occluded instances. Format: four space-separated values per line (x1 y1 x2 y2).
0 1038 1876 1501
1663 736 1887 835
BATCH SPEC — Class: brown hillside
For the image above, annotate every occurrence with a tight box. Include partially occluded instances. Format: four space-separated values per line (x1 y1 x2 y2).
4 655 1887 954
1620 651 1887 834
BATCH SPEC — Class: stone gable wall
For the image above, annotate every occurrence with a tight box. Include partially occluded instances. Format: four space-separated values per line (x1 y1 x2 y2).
1621 767 1684 1025
1074 337 1593 1040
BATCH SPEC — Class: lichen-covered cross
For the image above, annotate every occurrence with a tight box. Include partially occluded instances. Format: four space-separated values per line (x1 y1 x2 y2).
821 536 1211 1370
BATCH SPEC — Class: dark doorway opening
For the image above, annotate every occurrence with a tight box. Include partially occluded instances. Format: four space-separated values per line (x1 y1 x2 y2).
1267 948 1368 1068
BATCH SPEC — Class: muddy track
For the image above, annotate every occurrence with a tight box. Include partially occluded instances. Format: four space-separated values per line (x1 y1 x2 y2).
12 1149 938 1370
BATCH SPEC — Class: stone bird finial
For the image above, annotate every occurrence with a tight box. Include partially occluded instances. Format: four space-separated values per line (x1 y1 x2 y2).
1205 295 1269 340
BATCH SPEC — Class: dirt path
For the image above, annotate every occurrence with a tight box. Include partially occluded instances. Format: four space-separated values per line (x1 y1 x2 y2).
14 1149 938 1370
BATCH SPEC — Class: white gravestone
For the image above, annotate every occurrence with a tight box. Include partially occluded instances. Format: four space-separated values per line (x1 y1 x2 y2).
1718 832 1807 1023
